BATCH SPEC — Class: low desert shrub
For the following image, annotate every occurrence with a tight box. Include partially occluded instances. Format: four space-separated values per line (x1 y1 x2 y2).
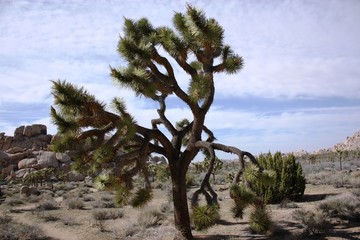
37 200 59 210
92 209 124 221
138 208 165 228
0 212 12 224
278 199 299 209
0 213 45 240
62 216 78 226
83 195 95 202
5 197 24 206
66 198 85 209
160 202 173 213
40 214 61 222
318 192 360 220
293 208 330 235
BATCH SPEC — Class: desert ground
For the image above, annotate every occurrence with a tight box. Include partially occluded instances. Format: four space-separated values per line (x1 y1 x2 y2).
1 155 359 240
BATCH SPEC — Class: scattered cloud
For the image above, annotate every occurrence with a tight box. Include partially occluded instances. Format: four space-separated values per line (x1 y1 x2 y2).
1 0 359 156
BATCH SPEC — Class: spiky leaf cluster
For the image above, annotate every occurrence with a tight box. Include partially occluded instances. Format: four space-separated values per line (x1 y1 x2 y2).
230 184 256 219
191 204 220 231
130 188 153 208
249 199 272 234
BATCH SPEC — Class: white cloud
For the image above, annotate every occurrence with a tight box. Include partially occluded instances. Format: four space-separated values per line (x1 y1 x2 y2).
1 0 360 157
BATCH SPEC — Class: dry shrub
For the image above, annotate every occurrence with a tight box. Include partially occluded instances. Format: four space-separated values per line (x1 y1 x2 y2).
40 214 60 222
66 197 85 209
293 208 330 235
0 213 45 240
5 197 24 206
37 200 59 210
138 208 165 228
119 224 185 240
319 192 360 220
92 209 124 221
278 199 299 209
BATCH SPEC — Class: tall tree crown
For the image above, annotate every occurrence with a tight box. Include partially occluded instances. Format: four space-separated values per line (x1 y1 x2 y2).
50 5 252 239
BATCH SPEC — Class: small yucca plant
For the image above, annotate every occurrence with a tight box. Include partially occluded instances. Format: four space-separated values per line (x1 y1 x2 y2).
130 188 153 208
192 204 220 231
249 198 272 234
114 184 130 207
230 184 255 219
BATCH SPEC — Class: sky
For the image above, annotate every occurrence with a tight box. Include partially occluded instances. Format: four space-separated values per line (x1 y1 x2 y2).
1 0 360 159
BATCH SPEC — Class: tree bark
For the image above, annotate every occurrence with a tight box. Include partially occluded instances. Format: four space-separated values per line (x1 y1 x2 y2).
171 162 193 240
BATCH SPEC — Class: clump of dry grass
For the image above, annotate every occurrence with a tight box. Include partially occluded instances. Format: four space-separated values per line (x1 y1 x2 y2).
293 208 331 235
37 199 59 210
278 199 299 209
138 207 165 228
0 212 46 240
92 209 124 221
319 192 360 220
5 197 24 206
66 197 85 209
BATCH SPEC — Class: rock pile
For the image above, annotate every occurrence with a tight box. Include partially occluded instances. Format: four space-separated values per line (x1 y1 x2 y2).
0 124 84 182
333 130 360 151
0 124 52 151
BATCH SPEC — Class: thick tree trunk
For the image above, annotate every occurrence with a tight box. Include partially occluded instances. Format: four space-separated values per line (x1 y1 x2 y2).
171 165 193 239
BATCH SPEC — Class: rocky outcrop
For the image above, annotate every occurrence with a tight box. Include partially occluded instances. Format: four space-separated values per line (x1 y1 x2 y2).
332 131 360 152
0 124 52 151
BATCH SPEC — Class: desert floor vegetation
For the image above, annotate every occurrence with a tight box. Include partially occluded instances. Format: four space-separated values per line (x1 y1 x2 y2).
0 156 359 240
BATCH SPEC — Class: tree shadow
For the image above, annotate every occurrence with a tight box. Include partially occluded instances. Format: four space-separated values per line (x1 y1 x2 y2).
301 192 338 203
216 219 247 226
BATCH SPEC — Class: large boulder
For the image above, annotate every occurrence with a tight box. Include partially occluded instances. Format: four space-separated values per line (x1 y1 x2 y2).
8 152 28 164
23 126 33 138
0 150 9 161
1 164 15 175
55 152 72 163
36 151 58 168
14 126 24 135
20 185 39 198
67 171 85 182
6 147 24 154
31 124 47 137
18 158 37 169
16 168 36 178
2 136 13 150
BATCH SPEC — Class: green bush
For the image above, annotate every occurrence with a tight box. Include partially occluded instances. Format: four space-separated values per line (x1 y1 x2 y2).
249 152 306 204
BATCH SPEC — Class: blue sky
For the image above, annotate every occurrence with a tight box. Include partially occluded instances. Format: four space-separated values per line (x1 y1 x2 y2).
1 0 359 158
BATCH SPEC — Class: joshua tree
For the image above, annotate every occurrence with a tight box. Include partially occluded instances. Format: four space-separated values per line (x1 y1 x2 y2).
51 5 257 239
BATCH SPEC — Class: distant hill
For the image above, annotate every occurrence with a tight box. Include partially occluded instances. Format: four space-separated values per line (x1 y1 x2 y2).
292 130 360 156
313 130 360 154
332 130 360 152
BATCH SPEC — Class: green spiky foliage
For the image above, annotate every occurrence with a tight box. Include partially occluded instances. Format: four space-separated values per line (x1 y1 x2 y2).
114 184 130 207
191 204 220 231
130 188 153 208
230 184 256 219
249 198 273 234
249 152 306 203
50 4 250 239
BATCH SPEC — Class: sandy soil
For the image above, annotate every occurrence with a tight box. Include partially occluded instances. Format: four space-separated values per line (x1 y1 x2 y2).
1 183 359 240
